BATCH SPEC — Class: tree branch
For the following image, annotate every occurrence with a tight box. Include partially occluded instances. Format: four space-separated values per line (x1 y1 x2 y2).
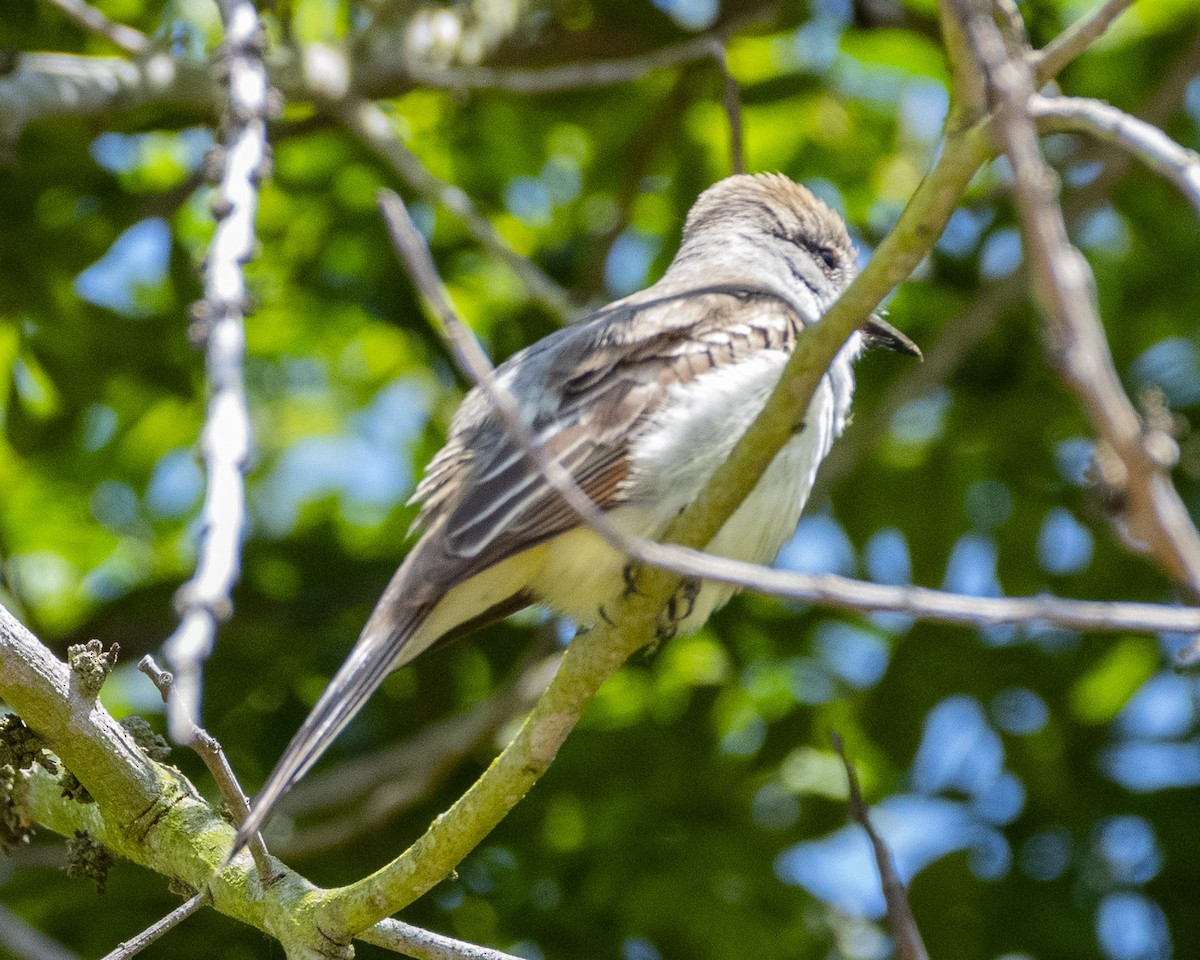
337 98 577 321
359 919 529 960
0 53 216 146
138 655 275 886
98 893 207 960
359 17 758 94
833 734 929 960
1030 0 1136 87
1031 94 1200 214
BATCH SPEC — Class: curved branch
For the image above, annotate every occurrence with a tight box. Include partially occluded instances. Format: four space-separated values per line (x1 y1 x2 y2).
955 0 1200 599
1031 94 1200 214
372 25 750 94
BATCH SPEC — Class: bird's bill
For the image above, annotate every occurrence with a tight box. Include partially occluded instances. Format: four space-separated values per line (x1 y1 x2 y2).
862 314 922 358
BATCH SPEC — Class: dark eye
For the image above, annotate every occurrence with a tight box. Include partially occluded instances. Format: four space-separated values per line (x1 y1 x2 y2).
815 246 839 271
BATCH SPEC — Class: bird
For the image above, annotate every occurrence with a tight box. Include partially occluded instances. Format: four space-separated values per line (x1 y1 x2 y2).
233 172 919 851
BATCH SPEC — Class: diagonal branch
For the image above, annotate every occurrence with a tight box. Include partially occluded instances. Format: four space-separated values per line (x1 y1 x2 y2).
833 734 930 960
138 655 274 885
359 919 529 960
362 17 761 94
1031 0 1136 87
98 893 207 960
338 98 577 321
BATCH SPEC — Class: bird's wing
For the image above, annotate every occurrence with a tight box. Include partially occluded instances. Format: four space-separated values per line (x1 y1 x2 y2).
409 284 803 589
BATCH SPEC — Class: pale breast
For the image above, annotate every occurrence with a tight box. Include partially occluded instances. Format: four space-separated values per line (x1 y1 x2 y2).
538 337 860 628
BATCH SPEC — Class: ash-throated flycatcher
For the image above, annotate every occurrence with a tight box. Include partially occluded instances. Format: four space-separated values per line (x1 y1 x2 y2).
236 173 918 847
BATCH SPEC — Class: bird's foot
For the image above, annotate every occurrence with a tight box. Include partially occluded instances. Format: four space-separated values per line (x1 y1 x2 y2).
654 577 701 645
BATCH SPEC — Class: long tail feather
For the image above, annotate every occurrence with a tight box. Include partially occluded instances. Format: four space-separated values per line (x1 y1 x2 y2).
228 603 429 858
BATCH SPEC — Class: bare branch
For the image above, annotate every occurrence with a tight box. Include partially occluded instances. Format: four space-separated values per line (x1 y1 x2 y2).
359 919 529 960
827 28 1200 494
626 563 1200 634
936 0 986 122
1031 94 1200 215
832 734 930 960
98 893 207 960
0 605 168 823
339 98 577 320
376 188 655 553
162 1 272 739
137 656 276 886
0 903 80 960
952 2 1200 597
37 0 148 56
1031 0 1136 87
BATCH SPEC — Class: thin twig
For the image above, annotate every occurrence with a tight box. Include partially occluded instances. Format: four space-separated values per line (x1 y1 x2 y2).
1031 0 1136 87
359 918 529 960
340 98 576 321
138 655 276 886
623 565 1200 633
832 733 930 960
37 0 148 56
954 3 1200 594
97 893 207 960
162 0 271 740
377 188 643 547
1031 94 1200 214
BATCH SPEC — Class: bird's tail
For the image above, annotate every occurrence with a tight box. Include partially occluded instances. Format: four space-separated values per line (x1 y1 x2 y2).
228 599 431 859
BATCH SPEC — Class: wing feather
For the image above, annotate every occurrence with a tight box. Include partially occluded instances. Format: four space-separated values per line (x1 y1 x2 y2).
407 285 804 592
